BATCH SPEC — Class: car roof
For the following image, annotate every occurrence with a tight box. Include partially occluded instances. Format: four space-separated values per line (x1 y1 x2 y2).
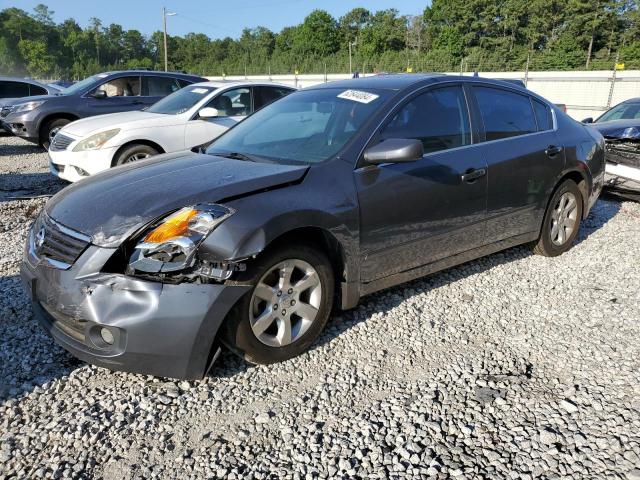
309 73 446 91
0 76 50 86
189 80 296 89
307 73 530 92
98 70 205 80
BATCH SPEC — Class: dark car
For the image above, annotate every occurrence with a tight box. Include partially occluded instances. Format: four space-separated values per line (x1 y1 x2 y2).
0 76 62 101
1 70 206 148
0 77 63 127
21 74 605 380
583 98 640 200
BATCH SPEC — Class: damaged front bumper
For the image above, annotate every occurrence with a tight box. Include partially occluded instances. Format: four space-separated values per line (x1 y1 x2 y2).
20 237 250 380
604 140 640 199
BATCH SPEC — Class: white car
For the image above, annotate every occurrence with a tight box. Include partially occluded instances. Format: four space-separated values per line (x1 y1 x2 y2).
48 81 295 182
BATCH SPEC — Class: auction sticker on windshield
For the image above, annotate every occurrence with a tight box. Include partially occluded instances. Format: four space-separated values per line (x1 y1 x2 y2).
338 90 379 104
191 88 209 94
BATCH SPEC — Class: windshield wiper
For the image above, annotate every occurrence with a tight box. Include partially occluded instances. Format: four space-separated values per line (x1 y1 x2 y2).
210 151 256 162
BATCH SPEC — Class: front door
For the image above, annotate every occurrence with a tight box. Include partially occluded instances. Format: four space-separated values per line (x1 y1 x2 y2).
184 86 252 149
83 75 144 116
356 84 488 283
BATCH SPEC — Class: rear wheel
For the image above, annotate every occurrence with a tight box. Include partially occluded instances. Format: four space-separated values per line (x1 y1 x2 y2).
533 179 583 257
113 144 159 166
41 118 71 149
220 245 334 364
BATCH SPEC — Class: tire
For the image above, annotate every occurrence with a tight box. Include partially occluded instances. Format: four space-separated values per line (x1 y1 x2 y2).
220 244 335 365
41 118 71 149
113 144 159 167
533 179 583 257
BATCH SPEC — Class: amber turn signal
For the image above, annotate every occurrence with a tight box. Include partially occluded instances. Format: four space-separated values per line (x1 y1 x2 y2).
144 208 197 244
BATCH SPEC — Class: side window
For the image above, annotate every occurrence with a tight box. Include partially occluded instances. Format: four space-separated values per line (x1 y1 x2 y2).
532 98 553 131
474 86 537 141
29 84 48 96
177 79 193 88
206 87 251 117
381 85 471 154
142 76 180 96
0 81 29 98
254 86 293 110
94 76 141 97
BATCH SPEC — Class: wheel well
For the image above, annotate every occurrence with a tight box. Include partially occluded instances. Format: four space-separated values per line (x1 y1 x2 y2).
557 171 589 218
112 140 165 167
39 113 78 138
261 226 347 286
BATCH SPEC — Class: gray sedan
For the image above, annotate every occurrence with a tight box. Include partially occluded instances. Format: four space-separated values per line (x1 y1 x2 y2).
21 74 605 379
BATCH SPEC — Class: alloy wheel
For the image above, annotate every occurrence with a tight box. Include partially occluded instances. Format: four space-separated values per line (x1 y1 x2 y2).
550 192 578 246
249 259 322 348
125 152 151 163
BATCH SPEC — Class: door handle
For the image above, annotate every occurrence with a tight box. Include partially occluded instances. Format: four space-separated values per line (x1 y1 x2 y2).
132 100 145 105
545 145 563 157
461 168 486 183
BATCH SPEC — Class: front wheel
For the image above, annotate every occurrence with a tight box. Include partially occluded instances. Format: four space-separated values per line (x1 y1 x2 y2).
113 144 159 167
533 179 583 257
41 118 71 149
220 245 334 364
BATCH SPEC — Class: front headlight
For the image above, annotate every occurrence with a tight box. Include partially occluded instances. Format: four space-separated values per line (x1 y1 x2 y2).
12 100 46 113
128 204 235 274
73 128 120 152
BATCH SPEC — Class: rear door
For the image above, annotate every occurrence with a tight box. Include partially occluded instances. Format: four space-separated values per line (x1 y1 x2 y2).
141 75 182 107
356 83 488 283
469 85 565 243
82 75 143 115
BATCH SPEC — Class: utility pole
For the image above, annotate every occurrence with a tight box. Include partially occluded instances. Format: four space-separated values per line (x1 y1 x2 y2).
162 7 176 72
348 37 357 75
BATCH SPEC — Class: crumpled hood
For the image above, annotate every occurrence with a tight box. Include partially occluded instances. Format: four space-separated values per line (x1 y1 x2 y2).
45 152 308 247
592 119 640 138
64 111 178 137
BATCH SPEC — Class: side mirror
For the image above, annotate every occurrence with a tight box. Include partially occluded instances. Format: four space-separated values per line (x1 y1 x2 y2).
582 117 594 124
92 89 107 99
364 138 424 165
198 107 219 119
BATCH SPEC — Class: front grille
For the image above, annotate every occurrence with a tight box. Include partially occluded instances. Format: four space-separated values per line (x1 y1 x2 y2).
50 133 74 151
31 213 91 268
605 141 640 169
0 106 12 118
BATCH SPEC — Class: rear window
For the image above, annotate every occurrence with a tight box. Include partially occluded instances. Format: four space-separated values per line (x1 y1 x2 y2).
0 81 29 98
532 99 553 131
30 84 48 96
254 86 293 110
142 76 181 96
474 86 537 141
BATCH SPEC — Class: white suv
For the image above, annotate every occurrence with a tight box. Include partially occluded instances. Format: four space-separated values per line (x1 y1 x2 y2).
48 81 294 182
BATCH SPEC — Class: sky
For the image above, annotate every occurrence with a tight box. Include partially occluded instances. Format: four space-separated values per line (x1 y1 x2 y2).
1 0 429 39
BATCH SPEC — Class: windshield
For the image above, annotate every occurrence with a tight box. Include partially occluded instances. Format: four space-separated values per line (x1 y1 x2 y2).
597 102 640 122
206 87 391 164
61 75 105 95
147 85 215 115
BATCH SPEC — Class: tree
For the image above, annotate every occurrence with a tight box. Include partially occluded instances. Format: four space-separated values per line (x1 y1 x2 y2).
294 10 339 56
18 38 56 77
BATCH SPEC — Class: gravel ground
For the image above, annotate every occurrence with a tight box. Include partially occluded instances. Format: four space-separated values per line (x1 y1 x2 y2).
1 134 639 480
